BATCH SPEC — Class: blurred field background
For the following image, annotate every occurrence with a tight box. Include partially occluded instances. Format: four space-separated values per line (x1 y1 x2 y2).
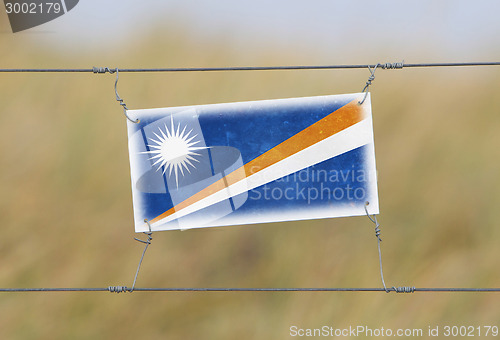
1 2 500 339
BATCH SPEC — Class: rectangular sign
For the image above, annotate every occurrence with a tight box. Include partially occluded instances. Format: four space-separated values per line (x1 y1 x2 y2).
126 93 378 232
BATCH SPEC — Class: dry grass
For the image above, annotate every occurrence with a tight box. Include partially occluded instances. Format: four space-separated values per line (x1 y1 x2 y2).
1 22 500 339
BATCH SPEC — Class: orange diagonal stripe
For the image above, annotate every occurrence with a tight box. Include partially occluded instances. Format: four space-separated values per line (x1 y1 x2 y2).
151 98 363 224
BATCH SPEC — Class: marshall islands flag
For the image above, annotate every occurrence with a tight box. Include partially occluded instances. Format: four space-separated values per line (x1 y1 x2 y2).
126 93 378 232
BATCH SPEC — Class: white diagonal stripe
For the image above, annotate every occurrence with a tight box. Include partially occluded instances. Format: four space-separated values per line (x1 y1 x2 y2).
152 118 373 229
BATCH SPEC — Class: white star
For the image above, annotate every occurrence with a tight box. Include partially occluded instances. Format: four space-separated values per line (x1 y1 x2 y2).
142 115 206 188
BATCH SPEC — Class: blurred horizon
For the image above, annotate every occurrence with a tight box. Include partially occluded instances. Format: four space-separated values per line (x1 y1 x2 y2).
2 1 500 62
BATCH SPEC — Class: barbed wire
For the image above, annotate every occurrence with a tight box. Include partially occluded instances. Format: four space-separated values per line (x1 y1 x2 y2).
0 61 499 73
0 287 499 293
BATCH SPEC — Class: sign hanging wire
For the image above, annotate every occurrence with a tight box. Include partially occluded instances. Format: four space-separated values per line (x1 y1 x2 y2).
92 67 139 123
364 201 415 294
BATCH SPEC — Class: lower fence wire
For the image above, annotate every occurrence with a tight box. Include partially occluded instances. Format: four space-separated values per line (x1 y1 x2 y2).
1 288 499 293
0 204 498 293
2 208 500 293
2 212 500 293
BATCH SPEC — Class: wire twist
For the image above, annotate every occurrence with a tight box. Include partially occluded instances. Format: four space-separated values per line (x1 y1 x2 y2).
113 68 139 123
108 286 129 293
379 61 404 70
364 201 382 242
93 66 139 123
358 61 404 105
391 286 415 293
129 220 154 292
105 221 154 294
358 64 378 105
364 202 416 294
92 67 115 74
364 202 388 292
